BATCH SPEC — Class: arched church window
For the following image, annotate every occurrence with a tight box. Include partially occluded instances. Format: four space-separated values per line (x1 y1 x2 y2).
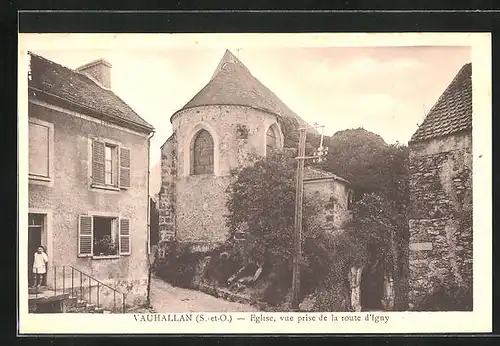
191 129 214 175
266 125 279 154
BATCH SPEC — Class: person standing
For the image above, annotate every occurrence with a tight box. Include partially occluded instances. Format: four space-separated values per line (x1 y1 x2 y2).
32 246 48 288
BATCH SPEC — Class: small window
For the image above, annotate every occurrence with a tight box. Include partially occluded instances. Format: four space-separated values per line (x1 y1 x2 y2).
266 124 280 155
93 217 118 257
234 231 247 241
104 144 116 185
191 130 214 175
92 139 130 190
28 213 44 226
29 119 53 182
234 223 249 242
347 191 354 210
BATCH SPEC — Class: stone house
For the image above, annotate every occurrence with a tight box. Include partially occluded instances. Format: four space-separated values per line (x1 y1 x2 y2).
158 50 352 251
407 63 473 310
27 52 155 311
303 166 354 229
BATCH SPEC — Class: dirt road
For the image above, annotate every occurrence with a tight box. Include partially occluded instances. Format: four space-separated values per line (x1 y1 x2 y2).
150 276 258 313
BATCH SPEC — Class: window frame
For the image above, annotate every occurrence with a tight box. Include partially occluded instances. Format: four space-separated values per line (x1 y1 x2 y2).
104 144 117 186
265 123 283 156
347 190 354 211
78 212 131 259
92 216 119 258
90 138 130 191
28 118 54 186
190 129 215 175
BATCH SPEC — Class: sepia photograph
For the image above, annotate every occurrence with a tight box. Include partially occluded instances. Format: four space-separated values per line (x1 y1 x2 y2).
18 32 491 334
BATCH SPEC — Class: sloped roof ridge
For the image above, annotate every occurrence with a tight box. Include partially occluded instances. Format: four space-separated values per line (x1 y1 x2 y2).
304 166 350 184
28 51 154 131
409 62 472 143
424 63 471 123
30 52 111 91
210 49 250 80
174 49 315 133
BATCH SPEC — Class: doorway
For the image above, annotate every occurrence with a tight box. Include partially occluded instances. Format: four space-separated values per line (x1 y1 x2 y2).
360 241 385 311
28 213 45 287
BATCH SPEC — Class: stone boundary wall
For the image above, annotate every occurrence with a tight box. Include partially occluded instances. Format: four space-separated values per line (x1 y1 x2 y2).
408 133 472 310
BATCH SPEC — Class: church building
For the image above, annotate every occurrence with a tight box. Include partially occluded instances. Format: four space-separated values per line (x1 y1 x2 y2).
158 50 352 250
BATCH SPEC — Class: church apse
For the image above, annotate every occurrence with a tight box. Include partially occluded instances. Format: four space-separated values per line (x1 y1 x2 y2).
160 104 284 245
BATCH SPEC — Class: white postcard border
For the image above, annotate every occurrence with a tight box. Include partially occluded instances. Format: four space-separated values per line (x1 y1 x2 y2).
18 32 492 334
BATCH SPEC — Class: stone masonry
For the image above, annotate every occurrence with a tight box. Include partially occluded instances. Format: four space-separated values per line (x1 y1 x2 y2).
159 131 178 251
408 133 472 309
159 104 282 247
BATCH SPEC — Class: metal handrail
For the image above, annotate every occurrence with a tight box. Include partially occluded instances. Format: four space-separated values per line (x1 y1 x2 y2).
50 265 127 313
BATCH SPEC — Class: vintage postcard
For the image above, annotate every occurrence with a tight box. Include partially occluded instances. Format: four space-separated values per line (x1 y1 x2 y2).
18 32 491 334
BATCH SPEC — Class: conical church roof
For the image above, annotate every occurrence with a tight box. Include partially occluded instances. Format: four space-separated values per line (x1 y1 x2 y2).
176 50 314 132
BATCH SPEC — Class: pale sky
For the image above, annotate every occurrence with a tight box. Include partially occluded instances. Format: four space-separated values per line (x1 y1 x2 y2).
28 42 471 168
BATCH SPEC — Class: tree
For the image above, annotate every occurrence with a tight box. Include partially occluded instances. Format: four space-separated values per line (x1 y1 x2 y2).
319 128 394 196
224 150 369 308
224 127 411 310
347 142 410 310
225 151 314 267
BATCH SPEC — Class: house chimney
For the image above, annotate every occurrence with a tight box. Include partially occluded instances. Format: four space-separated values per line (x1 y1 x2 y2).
76 59 112 89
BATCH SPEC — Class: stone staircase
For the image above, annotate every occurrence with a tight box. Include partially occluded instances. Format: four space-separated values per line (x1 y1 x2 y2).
28 286 117 314
63 296 112 313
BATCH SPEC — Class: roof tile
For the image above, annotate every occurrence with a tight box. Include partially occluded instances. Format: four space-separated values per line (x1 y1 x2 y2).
410 63 472 143
28 52 154 132
303 166 350 184
178 50 315 133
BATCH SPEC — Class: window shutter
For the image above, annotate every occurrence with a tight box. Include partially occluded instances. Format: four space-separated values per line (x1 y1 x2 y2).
78 215 93 257
119 147 131 189
119 218 131 255
92 139 105 185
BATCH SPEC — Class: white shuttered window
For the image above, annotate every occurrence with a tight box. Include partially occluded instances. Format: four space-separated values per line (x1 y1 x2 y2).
78 215 131 257
92 139 130 190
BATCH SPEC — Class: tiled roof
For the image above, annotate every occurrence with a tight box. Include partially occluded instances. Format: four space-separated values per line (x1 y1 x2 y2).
28 52 154 133
303 166 350 184
176 50 316 133
410 63 472 143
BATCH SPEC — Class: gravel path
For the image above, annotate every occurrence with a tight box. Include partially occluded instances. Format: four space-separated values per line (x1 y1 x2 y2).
150 275 258 313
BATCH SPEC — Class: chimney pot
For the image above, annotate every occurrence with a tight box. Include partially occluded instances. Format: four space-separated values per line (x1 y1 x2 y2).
76 59 112 89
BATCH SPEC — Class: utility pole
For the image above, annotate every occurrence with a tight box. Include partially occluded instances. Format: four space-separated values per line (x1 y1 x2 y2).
291 123 327 310
291 128 306 310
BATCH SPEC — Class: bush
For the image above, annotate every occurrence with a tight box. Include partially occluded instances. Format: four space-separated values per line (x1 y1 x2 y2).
94 235 118 256
415 284 472 311
154 242 207 288
303 229 367 283
225 151 300 266
260 263 294 306
203 245 244 285
222 151 375 310
313 284 351 312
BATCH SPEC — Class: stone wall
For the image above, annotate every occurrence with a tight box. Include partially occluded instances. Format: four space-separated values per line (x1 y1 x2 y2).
303 178 353 230
158 132 178 253
408 132 472 310
28 101 150 307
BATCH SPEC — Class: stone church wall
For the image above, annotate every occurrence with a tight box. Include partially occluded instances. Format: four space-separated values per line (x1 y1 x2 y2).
160 105 283 245
408 132 472 309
